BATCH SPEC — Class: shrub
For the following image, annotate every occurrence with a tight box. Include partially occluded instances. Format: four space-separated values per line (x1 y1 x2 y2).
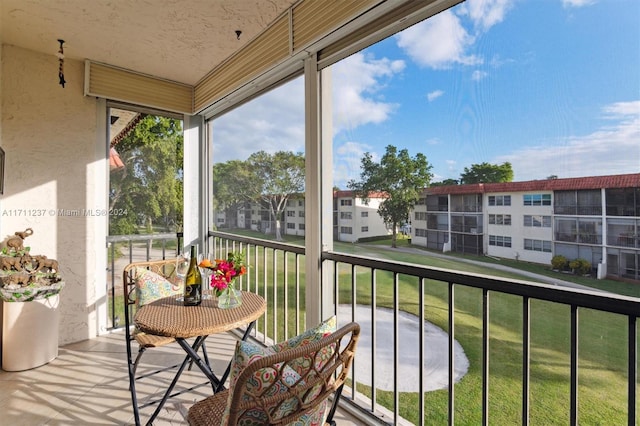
569 258 592 275
551 255 568 271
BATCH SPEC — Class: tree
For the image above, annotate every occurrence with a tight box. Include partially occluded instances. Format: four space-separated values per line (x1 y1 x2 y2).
459 162 513 184
109 115 183 235
212 160 258 228
430 178 459 187
348 145 433 248
246 151 305 241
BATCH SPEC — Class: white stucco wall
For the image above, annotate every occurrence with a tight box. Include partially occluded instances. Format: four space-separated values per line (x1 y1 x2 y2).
1 45 108 344
1 41 3 204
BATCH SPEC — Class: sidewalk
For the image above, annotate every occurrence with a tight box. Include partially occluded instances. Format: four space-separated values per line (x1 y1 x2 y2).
374 244 603 292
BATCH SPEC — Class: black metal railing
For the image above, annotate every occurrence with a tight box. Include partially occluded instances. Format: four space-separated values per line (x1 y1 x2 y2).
322 251 638 425
106 233 182 328
207 231 306 345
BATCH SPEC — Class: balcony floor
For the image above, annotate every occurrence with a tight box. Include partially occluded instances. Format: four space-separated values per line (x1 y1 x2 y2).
0 330 363 425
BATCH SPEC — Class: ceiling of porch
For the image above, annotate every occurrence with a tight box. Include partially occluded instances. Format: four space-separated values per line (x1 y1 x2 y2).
0 0 298 85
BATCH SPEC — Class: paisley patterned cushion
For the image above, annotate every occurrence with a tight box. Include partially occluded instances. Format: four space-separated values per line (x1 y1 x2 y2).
134 267 180 307
272 316 337 376
222 317 338 425
273 316 337 352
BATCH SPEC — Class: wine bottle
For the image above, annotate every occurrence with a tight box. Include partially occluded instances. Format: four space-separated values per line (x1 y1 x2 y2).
183 245 202 306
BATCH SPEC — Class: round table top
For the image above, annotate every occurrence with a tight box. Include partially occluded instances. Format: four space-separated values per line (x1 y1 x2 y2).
134 291 266 339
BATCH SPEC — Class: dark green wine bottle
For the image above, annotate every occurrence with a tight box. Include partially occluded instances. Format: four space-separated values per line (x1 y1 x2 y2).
183 245 202 306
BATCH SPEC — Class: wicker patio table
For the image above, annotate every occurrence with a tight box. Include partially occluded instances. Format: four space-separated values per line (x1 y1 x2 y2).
134 291 266 424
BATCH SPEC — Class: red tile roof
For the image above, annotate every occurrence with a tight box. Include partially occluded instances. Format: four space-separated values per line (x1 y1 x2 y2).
425 173 640 195
334 190 388 198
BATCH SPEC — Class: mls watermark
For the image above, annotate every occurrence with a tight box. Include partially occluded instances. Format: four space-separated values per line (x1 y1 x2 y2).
1 208 128 217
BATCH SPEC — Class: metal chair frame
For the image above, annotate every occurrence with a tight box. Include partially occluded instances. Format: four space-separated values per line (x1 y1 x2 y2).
123 259 210 425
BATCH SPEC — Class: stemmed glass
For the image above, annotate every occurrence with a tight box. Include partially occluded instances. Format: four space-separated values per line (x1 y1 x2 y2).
175 252 190 302
198 252 214 300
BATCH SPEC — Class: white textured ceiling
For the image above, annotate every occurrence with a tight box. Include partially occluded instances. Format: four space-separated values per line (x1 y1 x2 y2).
0 0 298 85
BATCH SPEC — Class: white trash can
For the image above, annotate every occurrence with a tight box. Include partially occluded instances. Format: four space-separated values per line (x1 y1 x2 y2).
2 294 60 371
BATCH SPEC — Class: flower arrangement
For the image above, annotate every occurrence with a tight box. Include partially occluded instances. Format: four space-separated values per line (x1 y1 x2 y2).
199 252 246 297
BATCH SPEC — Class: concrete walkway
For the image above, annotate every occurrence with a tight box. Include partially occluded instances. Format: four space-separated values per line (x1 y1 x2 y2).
371 244 604 292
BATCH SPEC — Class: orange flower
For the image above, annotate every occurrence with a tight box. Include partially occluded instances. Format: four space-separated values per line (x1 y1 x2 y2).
198 258 214 268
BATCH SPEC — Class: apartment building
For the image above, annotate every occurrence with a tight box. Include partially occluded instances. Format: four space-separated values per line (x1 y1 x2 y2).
412 173 640 280
284 196 306 237
217 191 392 243
332 190 390 243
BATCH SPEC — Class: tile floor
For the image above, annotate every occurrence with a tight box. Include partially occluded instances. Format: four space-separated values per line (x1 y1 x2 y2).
0 331 364 425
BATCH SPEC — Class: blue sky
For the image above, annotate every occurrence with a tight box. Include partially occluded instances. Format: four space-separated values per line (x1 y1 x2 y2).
213 0 640 188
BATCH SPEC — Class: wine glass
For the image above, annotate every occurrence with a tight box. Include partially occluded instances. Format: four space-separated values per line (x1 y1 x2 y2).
198 252 214 300
175 253 190 301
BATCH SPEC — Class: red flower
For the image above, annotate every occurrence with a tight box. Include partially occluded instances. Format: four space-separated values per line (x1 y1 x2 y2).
204 252 246 296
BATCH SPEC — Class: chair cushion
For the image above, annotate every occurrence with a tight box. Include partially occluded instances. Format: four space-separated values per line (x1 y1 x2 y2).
134 267 180 307
221 316 338 425
272 316 337 378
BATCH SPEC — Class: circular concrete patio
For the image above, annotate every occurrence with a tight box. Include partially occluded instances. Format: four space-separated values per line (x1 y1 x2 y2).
338 305 469 392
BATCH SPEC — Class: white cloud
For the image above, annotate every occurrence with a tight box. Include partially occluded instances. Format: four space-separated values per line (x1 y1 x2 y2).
602 100 640 117
562 0 596 8
427 90 445 102
396 0 514 71
459 0 513 31
332 53 404 133
213 52 404 164
395 10 480 69
496 100 640 180
471 70 488 81
333 141 376 188
212 78 305 163
432 160 460 183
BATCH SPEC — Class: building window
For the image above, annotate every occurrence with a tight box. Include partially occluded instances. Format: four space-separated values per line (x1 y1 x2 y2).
287 223 295 229
361 226 368 232
523 194 551 206
555 189 602 215
217 217 225 223
488 195 511 206
606 187 640 216
340 211 352 219
298 200 304 207
415 211 427 221
361 211 368 217
340 199 352 206
524 215 551 227
524 238 552 252
298 223 305 230
340 226 352 234
415 228 427 237
287 210 295 217
489 235 512 247
298 211 305 217
489 214 511 225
